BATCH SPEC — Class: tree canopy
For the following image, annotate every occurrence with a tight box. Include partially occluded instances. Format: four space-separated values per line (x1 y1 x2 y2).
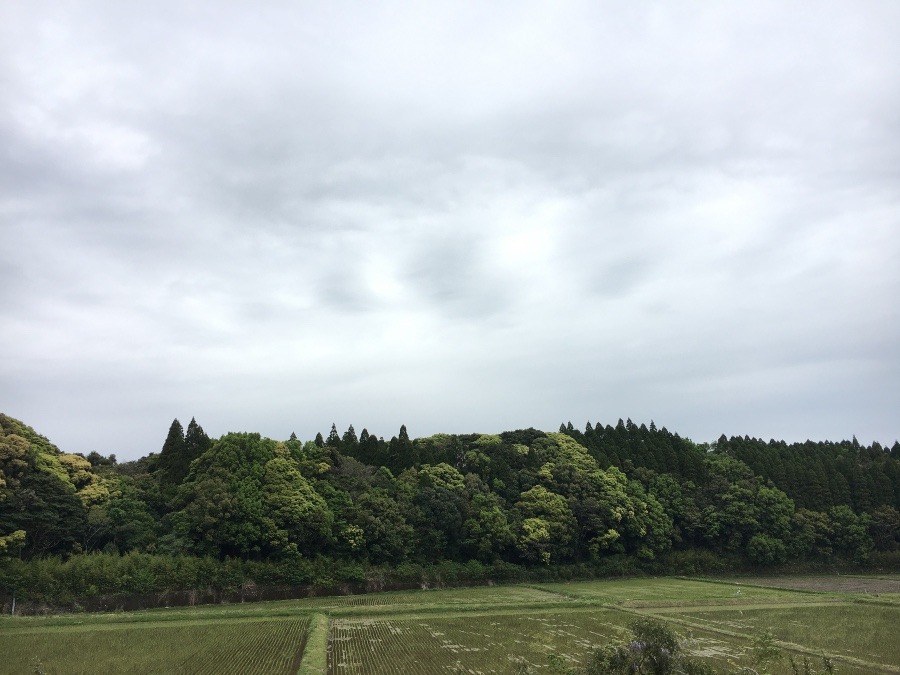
2 412 898 572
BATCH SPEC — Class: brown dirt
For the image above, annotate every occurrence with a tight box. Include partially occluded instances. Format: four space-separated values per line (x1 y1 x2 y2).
734 575 900 595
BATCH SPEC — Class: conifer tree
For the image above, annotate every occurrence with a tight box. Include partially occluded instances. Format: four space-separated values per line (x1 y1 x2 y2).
181 417 211 479
342 424 359 455
156 419 187 484
326 423 341 448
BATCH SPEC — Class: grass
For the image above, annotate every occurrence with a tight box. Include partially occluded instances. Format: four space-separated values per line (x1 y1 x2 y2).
664 604 900 671
0 616 310 674
298 613 328 675
328 609 631 674
0 576 897 674
531 577 838 607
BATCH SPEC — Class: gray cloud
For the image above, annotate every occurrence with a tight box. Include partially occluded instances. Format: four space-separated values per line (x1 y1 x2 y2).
1 1 899 458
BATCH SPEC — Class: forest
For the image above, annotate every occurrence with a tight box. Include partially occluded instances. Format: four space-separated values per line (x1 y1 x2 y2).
2 412 899 607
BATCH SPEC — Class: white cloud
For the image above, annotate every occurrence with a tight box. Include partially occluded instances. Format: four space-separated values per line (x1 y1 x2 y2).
1 1 898 457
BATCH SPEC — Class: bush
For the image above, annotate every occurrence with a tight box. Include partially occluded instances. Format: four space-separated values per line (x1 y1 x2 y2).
584 618 718 675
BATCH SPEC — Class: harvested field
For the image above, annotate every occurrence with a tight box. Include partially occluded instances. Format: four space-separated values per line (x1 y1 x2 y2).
733 575 900 597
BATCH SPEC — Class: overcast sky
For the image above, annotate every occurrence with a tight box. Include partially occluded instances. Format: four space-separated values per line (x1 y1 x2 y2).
2 1 899 460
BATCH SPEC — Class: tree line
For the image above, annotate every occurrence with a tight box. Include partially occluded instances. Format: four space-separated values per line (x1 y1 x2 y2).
2 412 899 603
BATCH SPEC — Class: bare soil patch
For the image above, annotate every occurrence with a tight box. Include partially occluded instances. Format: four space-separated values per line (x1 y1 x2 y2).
734 575 900 595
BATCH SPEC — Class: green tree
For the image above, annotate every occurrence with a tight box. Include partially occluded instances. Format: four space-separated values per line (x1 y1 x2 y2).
184 418 212 464
0 417 87 557
789 509 832 560
828 505 873 561
404 463 467 559
388 424 418 472
514 485 576 563
462 491 515 562
172 433 333 558
84 475 157 553
869 505 900 552
341 425 359 455
348 488 413 564
155 419 189 485
326 423 341 449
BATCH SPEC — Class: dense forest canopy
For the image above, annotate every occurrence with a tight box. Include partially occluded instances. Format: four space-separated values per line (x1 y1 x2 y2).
2 413 899 570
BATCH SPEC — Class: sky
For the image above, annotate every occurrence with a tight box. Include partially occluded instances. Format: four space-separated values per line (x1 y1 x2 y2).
2 1 899 461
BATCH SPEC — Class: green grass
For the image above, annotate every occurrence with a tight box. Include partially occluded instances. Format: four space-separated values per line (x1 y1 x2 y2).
532 577 830 607
326 608 763 674
664 603 900 672
0 616 310 674
298 613 329 675
328 608 629 674
1 576 897 674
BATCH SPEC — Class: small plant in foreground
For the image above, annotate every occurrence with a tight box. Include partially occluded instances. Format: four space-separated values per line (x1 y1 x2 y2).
788 655 836 675
745 628 782 674
583 618 718 674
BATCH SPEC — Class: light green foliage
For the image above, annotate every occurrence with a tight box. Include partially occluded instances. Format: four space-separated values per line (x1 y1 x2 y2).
0 528 26 554
0 415 73 490
173 433 334 558
544 432 599 472
0 416 87 556
515 485 576 563
60 453 111 506
263 456 333 552
474 434 503 450
417 462 466 492
463 491 515 562
298 613 328 675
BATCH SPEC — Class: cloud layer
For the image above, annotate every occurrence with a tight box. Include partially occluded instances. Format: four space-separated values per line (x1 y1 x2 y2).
2 1 899 458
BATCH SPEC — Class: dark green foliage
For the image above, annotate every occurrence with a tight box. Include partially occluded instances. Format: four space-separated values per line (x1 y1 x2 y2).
183 417 211 467
869 505 900 551
0 415 86 557
3 470 85 556
341 425 359 454
347 487 413 564
326 423 341 448
154 419 186 483
715 434 900 514
2 411 899 604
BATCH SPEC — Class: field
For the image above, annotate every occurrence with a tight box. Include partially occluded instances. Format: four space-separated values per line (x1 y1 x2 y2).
1 577 898 674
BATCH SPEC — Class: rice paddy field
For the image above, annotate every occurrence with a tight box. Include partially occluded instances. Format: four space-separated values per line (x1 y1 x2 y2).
1 576 898 674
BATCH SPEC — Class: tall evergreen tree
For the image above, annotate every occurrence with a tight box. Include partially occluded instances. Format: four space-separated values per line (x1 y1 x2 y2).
183 417 211 478
342 425 359 453
389 424 418 472
156 419 187 485
326 423 341 448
